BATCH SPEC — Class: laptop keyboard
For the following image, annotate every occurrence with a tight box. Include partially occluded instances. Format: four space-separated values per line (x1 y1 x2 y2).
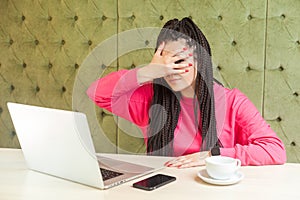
100 168 123 181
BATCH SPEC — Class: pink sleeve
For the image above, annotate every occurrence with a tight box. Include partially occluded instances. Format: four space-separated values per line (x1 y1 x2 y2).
220 89 286 166
86 68 152 127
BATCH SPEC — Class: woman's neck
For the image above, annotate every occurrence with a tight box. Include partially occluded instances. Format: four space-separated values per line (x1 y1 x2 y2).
180 86 195 98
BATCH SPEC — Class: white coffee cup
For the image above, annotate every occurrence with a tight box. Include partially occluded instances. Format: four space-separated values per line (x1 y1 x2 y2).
205 156 241 180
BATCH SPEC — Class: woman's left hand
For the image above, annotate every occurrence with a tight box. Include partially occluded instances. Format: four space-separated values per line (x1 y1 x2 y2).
164 151 210 169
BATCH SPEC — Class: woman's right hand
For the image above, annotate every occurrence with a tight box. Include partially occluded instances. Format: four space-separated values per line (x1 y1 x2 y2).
137 42 192 84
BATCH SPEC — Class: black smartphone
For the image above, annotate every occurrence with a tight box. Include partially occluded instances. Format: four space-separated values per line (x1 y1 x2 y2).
132 174 176 191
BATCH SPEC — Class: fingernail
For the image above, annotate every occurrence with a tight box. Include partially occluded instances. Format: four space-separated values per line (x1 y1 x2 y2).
177 165 182 168
183 47 187 51
189 53 193 56
185 69 189 72
188 63 193 66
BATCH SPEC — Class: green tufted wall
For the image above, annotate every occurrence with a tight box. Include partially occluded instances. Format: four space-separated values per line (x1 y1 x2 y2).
0 0 299 162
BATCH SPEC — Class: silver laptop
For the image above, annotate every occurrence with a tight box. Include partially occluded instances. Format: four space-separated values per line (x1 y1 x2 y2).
7 102 170 189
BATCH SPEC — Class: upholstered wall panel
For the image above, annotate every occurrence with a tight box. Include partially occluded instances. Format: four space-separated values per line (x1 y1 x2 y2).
264 0 300 162
0 0 299 162
0 0 118 152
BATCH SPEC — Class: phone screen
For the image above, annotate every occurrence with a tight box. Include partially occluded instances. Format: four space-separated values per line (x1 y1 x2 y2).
133 174 176 191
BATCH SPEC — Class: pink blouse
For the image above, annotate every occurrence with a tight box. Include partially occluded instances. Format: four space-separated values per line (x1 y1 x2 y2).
87 68 286 166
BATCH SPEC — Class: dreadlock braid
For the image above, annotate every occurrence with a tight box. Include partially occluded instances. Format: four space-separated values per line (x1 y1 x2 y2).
147 17 220 156
147 79 180 156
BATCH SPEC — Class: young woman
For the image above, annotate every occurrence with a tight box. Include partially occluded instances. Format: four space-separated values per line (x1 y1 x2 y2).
87 17 286 168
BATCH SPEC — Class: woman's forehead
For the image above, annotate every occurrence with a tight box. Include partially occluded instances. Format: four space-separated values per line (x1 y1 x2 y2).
163 39 188 55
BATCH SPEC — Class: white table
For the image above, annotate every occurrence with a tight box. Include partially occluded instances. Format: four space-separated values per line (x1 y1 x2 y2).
1 148 299 200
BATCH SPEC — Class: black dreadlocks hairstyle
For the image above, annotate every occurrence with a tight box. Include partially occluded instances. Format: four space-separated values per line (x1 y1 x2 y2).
147 17 221 156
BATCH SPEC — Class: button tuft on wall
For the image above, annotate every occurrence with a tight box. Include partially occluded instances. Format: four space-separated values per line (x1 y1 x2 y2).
35 86 40 93
88 40 92 46
74 63 79 69
0 107 3 114
278 65 284 71
296 40 300 45
9 39 14 45
159 15 164 20
216 66 222 71
291 141 296 146
102 15 107 21
61 40 66 45
246 66 251 71
280 14 286 19
101 111 106 117
217 15 223 21
74 15 78 21
21 15 25 21
23 62 27 68
35 40 39 45
48 62 53 69
247 15 253 20
145 40 150 46
131 63 135 69
11 131 16 136
293 92 299 97
62 86 66 93
276 116 282 122
101 64 106 69
10 85 15 92
231 40 237 46
131 15 135 20
48 16 52 21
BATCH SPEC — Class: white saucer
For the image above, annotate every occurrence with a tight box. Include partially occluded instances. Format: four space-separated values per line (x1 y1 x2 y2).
197 169 244 186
